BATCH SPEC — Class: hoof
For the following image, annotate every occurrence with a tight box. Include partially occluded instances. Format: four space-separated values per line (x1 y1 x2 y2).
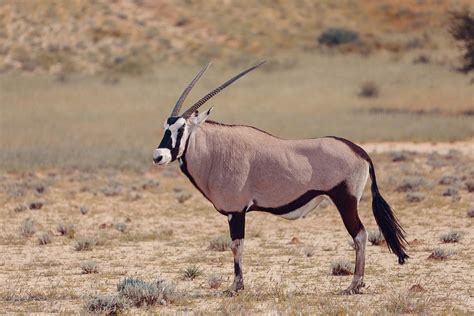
341 281 365 295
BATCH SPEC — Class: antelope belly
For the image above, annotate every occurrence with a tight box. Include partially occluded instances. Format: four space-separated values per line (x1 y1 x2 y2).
278 195 329 220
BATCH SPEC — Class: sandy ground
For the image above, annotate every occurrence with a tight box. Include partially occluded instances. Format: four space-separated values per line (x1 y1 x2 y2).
0 142 473 314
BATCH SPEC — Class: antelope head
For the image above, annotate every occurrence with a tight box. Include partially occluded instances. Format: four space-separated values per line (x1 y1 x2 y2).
152 61 265 165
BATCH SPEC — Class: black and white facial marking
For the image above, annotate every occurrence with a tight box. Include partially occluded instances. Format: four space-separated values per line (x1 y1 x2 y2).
153 116 188 165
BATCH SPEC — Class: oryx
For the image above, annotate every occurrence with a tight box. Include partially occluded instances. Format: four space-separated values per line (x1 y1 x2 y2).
153 62 408 294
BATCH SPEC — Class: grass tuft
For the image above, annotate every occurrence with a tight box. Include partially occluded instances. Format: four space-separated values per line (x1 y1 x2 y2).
439 231 462 243
368 230 385 245
117 277 177 307
74 237 97 251
381 292 429 314
37 232 51 245
115 222 127 233
428 247 454 260
208 273 223 289
330 259 354 276
359 81 379 98
20 218 36 237
208 236 232 251
81 260 99 274
57 223 76 239
182 265 202 280
84 294 128 314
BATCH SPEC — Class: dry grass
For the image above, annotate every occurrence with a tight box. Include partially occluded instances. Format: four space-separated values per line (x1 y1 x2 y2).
0 147 473 313
80 260 98 274
1 54 473 172
330 259 354 276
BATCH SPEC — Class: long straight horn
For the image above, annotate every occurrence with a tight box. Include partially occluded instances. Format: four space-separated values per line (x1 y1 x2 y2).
182 61 266 118
170 62 211 117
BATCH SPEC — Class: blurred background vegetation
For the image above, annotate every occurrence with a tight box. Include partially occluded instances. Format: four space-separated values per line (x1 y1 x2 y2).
0 0 473 171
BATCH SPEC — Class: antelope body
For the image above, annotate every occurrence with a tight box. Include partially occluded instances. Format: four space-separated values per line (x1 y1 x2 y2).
153 62 408 294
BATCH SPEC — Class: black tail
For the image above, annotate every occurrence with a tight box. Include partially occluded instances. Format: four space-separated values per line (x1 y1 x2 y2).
369 160 409 264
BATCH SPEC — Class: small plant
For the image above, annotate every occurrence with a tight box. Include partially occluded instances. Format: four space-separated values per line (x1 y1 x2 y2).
208 236 232 251
318 27 359 46
117 277 177 307
303 246 315 258
176 191 192 203
14 204 27 213
405 192 425 203
182 265 202 280
20 218 36 237
74 237 97 251
115 222 127 233
84 294 128 314
38 232 51 245
368 230 385 245
81 260 99 274
428 247 454 260
467 208 474 218
208 273 223 289
80 206 89 215
57 223 76 238
331 259 354 276
358 81 379 98
439 231 462 243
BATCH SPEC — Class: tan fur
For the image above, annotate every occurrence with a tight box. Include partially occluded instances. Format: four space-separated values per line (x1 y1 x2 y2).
185 122 369 213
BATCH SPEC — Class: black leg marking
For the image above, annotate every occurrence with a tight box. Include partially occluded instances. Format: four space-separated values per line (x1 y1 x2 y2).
228 212 245 292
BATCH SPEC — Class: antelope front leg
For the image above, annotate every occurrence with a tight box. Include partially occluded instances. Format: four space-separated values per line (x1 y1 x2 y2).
228 212 246 292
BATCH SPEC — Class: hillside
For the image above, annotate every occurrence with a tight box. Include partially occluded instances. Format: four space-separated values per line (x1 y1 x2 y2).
0 0 473 74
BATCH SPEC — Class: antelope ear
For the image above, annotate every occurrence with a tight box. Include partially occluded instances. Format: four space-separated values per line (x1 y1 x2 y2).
191 107 213 125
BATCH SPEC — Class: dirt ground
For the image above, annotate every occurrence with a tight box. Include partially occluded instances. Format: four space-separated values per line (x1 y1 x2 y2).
0 141 472 314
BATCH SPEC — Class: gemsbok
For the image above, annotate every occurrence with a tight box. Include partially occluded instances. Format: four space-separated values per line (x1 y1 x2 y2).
152 62 408 294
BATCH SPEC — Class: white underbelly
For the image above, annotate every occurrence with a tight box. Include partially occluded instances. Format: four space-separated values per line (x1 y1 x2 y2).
279 195 331 220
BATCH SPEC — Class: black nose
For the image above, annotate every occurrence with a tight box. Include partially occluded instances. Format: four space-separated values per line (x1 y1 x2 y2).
153 156 163 164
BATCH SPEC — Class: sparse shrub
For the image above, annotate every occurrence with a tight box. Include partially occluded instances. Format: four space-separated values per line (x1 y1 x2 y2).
117 277 177 307
439 175 458 185
390 151 411 162
303 246 315 257
81 260 98 274
396 177 427 192
57 223 76 238
405 192 425 203
14 204 27 213
450 11 474 73
20 218 36 237
84 294 128 314
208 273 223 289
74 237 97 251
38 232 51 245
182 265 202 280
331 259 354 276
439 231 462 243
442 187 459 197
428 247 454 260
318 27 359 46
80 206 89 215
467 208 474 218
368 230 385 245
29 201 43 210
464 181 474 192
209 236 232 251
358 81 379 98
413 54 430 64
176 191 192 203
115 222 127 233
